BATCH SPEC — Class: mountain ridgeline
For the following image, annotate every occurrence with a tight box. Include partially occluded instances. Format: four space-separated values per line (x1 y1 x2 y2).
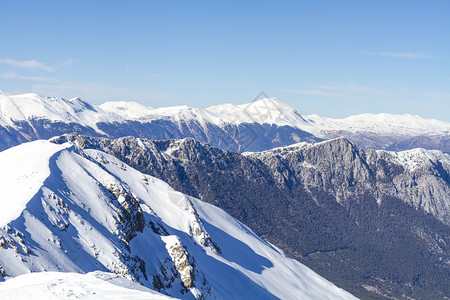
52 133 450 300
1 92 449 153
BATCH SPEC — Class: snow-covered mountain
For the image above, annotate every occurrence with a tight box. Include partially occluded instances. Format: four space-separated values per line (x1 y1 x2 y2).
0 139 356 300
0 92 120 130
58 133 450 299
1 92 449 153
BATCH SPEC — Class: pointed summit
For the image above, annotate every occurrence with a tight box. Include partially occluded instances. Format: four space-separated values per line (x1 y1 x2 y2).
206 96 311 130
238 97 304 122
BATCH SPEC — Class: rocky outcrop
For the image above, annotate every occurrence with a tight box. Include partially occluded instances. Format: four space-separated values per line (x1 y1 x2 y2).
163 236 194 289
105 184 146 245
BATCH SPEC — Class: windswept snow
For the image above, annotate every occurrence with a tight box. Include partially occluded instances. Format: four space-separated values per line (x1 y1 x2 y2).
0 139 357 300
0 271 175 300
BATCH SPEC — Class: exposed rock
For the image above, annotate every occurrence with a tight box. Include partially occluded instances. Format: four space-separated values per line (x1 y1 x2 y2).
163 236 195 289
104 184 146 244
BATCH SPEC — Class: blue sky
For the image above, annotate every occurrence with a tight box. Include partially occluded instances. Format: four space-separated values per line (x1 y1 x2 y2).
1 1 449 121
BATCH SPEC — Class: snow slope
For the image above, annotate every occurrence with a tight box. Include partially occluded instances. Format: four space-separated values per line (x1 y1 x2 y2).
0 140 356 300
0 93 121 132
0 271 175 300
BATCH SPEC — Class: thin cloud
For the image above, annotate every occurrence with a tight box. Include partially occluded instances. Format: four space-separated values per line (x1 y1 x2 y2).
0 58 54 71
56 59 76 68
316 83 390 95
286 82 391 101
287 89 377 101
2 72 59 82
366 51 434 58
287 89 343 97
423 91 450 101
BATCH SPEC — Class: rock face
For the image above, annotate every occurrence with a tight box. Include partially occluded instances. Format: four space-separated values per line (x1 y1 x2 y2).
57 133 450 300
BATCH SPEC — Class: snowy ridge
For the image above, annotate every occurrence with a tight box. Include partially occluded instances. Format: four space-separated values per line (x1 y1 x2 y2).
0 93 122 132
2 92 449 138
306 113 450 136
0 140 356 300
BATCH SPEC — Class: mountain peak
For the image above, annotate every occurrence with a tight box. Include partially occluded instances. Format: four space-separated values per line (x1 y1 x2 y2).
205 97 311 130
238 97 301 118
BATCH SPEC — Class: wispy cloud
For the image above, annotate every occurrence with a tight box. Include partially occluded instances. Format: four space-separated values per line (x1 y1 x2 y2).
2 72 59 82
56 59 76 68
286 89 343 97
423 90 450 101
0 58 55 71
366 51 434 58
286 82 390 101
286 89 379 101
315 83 390 95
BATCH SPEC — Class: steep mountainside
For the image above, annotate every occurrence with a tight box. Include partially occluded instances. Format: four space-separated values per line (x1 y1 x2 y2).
1 92 449 153
57 134 450 299
0 140 356 300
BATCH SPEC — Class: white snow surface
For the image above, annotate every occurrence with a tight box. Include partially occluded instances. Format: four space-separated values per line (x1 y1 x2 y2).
0 140 68 226
99 101 154 119
0 271 175 300
0 139 357 300
2 92 449 138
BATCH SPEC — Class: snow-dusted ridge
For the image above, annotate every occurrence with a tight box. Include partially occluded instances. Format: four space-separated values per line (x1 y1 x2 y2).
384 147 450 172
0 139 356 299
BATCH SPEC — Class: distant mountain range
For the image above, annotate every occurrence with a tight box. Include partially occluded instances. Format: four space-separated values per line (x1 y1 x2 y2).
53 133 450 299
0 139 356 300
1 92 449 153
